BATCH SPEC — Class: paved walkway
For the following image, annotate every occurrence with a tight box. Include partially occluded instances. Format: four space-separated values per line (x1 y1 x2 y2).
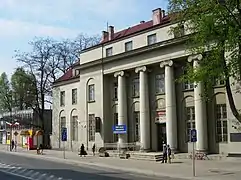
0 144 241 180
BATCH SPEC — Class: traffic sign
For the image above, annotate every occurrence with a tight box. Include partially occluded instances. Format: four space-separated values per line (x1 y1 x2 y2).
61 127 67 141
190 129 197 142
112 125 127 134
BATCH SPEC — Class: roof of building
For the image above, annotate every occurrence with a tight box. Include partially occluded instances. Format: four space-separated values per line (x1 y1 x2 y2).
53 61 80 84
54 13 172 84
101 16 170 43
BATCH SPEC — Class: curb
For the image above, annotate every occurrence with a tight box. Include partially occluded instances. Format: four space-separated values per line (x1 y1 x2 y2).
0 150 204 180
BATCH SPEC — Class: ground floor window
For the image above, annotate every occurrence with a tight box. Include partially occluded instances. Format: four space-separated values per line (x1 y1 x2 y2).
89 114 95 141
71 116 78 141
134 111 140 142
185 106 195 142
216 104 228 142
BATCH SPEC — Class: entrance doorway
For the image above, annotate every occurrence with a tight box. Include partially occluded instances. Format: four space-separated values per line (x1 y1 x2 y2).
157 123 166 151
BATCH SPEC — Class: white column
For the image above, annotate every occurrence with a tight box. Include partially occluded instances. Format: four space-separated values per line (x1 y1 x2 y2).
114 71 127 147
188 54 208 152
135 66 150 150
160 60 178 151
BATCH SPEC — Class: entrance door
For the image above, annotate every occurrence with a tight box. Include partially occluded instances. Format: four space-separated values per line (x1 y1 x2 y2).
157 123 167 151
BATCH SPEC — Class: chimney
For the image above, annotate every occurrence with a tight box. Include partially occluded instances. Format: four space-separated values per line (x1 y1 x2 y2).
152 8 163 26
162 10 165 17
108 26 114 40
140 20 145 24
102 31 108 41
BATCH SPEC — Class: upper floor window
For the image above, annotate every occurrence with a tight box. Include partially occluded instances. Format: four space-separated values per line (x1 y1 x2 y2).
88 84 95 102
155 74 165 94
125 41 133 52
75 69 80 76
106 47 113 57
216 104 228 143
132 78 139 97
60 91 65 106
72 88 77 105
113 82 118 100
214 77 225 87
173 24 184 38
147 34 157 45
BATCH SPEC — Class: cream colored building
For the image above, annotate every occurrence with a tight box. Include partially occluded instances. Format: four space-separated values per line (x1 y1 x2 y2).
51 8 241 155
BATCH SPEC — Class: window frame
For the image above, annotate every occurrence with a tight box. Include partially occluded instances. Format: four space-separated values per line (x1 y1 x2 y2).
147 34 157 45
72 88 77 105
113 82 118 100
155 74 165 94
132 77 140 97
71 116 78 141
60 91 65 106
185 106 195 142
106 47 113 57
125 41 133 52
216 104 228 143
88 84 95 102
133 111 140 142
113 113 118 142
88 114 95 142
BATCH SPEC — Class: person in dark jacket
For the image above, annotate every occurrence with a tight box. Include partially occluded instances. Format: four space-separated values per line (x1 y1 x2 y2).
92 144 96 156
80 144 86 157
167 144 172 163
162 144 167 163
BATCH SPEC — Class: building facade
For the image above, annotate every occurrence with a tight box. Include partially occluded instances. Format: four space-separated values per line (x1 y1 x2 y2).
51 8 241 155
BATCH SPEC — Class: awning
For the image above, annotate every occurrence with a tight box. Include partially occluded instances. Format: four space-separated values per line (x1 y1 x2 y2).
20 130 30 136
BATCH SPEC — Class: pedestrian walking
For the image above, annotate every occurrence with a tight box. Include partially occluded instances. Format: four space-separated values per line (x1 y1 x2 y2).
167 144 172 163
92 143 96 156
14 140 17 151
11 140 14 151
162 144 167 163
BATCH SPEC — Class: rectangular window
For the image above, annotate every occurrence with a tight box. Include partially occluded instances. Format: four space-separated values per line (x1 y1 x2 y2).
147 34 157 45
186 106 195 142
71 116 78 141
134 111 140 142
106 47 113 57
155 74 165 94
113 82 118 100
89 114 95 141
214 77 225 86
88 84 95 102
60 91 65 106
113 113 118 142
125 41 133 52
216 104 228 142
132 78 139 97
72 88 77 105
173 24 185 38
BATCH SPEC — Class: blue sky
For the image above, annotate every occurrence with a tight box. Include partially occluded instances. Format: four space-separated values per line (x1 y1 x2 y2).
0 0 168 76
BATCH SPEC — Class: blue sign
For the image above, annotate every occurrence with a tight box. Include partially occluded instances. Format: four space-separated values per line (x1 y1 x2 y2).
112 125 127 134
190 129 197 142
61 127 67 141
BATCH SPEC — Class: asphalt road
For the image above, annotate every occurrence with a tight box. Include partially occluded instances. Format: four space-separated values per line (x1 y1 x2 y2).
0 152 185 180
0 171 27 180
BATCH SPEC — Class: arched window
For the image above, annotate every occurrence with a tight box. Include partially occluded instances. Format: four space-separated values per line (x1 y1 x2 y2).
71 116 78 141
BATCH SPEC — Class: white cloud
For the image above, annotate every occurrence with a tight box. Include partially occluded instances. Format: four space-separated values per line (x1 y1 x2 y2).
0 19 80 39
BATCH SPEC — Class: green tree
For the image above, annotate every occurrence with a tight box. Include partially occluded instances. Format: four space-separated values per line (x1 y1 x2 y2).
11 67 36 110
0 72 13 112
168 0 241 122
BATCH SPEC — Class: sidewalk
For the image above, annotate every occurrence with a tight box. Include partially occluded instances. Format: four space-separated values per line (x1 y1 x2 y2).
0 144 241 180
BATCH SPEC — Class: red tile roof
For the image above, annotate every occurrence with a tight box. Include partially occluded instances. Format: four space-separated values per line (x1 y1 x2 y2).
54 61 80 84
101 16 170 43
54 15 171 84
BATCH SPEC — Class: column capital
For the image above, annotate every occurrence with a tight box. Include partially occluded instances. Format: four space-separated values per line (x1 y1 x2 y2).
114 71 125 77
135 66 147 73
160 60 173 68
187 54 203 63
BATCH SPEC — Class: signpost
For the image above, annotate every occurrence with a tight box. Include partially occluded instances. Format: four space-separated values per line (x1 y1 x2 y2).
112 125 127 134
61 127 67 159
190 129 197 177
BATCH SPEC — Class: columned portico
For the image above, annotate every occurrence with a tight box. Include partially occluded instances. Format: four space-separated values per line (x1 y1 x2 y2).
135 66 151 150
160 60 178 151
188 54 208 152
114 71 128 147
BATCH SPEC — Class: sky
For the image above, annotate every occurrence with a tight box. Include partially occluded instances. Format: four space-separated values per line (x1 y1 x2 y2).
0 0 168 77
